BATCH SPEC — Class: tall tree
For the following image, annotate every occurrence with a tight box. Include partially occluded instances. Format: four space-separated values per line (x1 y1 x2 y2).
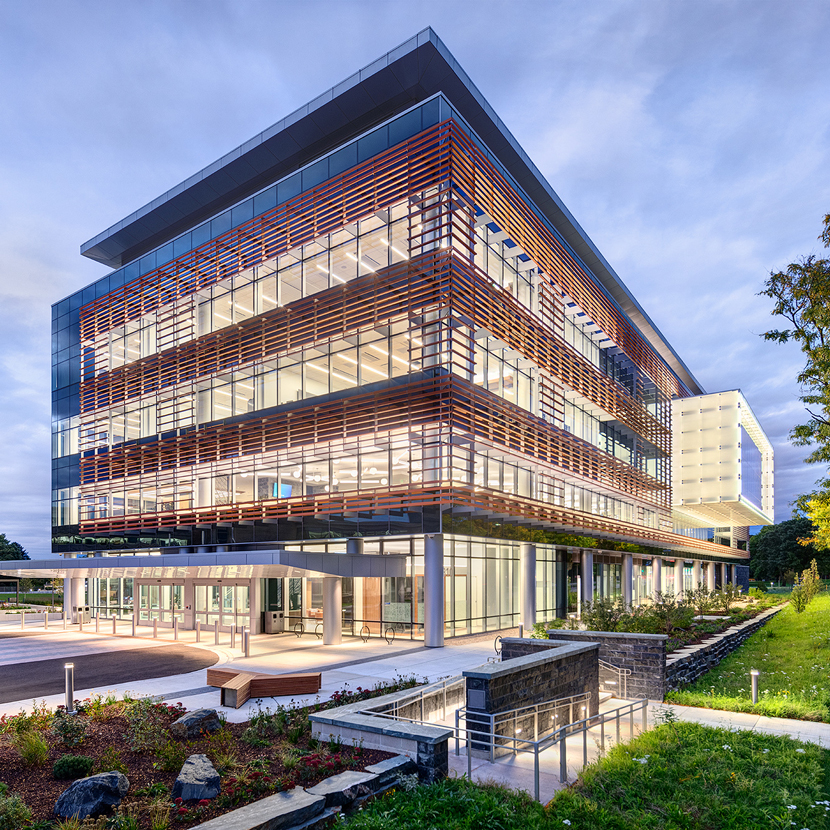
749 519 830 580
0 533 28 561
760 213 830 543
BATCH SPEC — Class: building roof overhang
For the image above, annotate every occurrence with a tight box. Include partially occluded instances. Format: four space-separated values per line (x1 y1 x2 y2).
0 550 406 581
80 28 703 395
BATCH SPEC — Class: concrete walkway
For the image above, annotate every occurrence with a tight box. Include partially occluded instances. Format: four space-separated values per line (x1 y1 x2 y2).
0 621 499 721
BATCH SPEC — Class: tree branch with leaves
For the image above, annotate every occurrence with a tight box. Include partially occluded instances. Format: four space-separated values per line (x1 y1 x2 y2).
760 213 830 545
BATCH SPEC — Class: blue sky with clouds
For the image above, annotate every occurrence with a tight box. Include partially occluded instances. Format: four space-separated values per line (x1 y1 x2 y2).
1 0 829 557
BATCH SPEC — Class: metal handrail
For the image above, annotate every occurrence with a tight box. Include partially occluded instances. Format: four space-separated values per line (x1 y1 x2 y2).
450 698 649 802
598 659 632 699
369 675 465 723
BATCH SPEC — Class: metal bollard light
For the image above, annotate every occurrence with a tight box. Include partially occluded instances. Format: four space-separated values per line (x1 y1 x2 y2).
244 627 251 658
230 626 236 649
173 618 179 641
240 629 247 656
196 620 201 643
750 669 760 704
518 623 524 639
214 620 219 645
153 619 158 639
95 614 100 634
63 613 67 630
112 616 117 635
131 613 136 637
44 611 49 630
20 610 25 630
64 663 75 714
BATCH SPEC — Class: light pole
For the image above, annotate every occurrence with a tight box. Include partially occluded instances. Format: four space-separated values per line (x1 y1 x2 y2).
64 663 75 714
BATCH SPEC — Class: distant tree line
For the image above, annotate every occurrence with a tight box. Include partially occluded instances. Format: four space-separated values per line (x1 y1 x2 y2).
749 518 830 582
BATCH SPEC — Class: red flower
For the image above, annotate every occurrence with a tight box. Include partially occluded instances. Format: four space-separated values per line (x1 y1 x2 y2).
178 807 187 814
198 799 210 806
174 797 183 805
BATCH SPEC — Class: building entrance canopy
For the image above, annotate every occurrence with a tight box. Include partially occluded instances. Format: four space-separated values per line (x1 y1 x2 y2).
0 549 406 582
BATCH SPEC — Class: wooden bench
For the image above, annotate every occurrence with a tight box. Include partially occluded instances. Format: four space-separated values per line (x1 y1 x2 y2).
207 667 322 709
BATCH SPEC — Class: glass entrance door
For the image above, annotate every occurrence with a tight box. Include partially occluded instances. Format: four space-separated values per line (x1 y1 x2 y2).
194 583 250 631
137 583 184 624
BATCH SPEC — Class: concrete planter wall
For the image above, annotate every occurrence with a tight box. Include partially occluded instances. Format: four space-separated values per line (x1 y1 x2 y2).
309 679 457 783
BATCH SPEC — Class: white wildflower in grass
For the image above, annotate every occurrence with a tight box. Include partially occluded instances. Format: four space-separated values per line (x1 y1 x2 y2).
562 822 571 826
796 748 806 753
722 744 731 750
787 805 798 810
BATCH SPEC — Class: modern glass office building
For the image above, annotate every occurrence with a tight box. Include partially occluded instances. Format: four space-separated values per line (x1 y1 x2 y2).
24 29 775 644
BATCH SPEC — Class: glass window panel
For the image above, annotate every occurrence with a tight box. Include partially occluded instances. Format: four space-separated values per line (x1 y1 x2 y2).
330 348 358 391
278 363 303 404
279 259 302 305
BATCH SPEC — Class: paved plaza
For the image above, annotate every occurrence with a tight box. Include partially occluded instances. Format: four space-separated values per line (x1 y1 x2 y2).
2 617 827 804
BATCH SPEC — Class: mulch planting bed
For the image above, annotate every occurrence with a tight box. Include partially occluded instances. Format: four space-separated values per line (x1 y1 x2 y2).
0 697 396 829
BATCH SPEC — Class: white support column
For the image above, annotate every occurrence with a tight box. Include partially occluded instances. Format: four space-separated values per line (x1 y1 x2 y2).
424 533 444 648
249 577 261 635
63 578 71 622
69 578 84 624
706 562 716 591
622 553 633 607
674 559 685 600
721 562 728 587
652 557 663 599
322 577 342 646
581 550 594 605
520 543 537 631
692 560 702 591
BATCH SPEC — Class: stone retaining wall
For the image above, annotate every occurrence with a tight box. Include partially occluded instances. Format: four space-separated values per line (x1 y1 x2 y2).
464 642 599 754
504 631 667 700
666 605 783 689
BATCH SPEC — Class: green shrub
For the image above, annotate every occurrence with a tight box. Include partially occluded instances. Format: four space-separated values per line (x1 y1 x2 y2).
14 730 48 766
153 739 187 773
0 783 32 830
124 697 167 753
96 746 128 775
52 711 87 747
53 753 94 780
582 596 629 632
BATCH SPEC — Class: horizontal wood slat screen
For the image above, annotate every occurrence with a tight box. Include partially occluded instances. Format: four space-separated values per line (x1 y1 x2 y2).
78 123 454 343
76 478 742 560
79 374 666 512
80 251 667 455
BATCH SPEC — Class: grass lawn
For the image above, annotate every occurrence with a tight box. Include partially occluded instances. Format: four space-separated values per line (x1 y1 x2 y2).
346 722 830 829
666 593 830 721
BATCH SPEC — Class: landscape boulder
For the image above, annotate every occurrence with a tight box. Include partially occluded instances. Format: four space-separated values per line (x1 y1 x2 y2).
169 708 221 739
54 771 129 820
172 754 221 802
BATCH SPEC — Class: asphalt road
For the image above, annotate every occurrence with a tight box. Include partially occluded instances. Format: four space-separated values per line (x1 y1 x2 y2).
0 634 218 703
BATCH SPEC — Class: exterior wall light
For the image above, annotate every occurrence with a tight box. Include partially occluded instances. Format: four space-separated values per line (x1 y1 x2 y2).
750 669 760 704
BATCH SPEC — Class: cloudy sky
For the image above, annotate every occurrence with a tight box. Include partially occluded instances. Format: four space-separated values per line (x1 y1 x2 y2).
1 0 829 557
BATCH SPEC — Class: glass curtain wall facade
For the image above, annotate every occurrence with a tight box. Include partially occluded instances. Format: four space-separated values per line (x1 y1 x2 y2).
50 31 755 638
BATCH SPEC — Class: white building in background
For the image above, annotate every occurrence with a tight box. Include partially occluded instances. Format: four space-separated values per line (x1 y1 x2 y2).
672 390 774 550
